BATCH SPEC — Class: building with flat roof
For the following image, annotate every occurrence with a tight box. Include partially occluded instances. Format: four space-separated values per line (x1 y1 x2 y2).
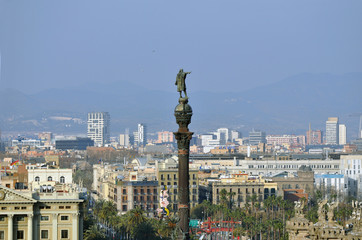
87 112 110 147
55 137 94 150
339 124 347 145
249 130 266 145
326 117 339 145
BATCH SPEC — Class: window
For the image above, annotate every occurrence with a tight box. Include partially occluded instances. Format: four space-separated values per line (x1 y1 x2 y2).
16 216 25 221
0 231 4 240
17 230 24 239
59 206 64 209
40 216 49 221
1 207 6 210
122 205 127 211
66 206 71 209
61 230 68 239
123 189 126 194
161 174 164 180
41 230 48 239
60 215 69 221
47 176 52 181
35 176 40 182
0 217 4 221
60 176 65 183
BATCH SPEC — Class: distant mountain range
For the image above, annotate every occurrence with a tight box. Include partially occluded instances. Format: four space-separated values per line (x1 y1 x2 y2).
0 72 361 139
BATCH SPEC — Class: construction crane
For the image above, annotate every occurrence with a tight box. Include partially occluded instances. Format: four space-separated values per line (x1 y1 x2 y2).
349 113 362 138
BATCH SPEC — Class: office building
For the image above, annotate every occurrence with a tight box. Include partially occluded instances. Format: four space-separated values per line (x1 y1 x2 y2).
133 124 147 146
87 112 110 147
119 134 130 147
230 130 241 142
249 129 266 145
216 128 229 145
339 124 347 145
55 137 94 150
325 117 339 145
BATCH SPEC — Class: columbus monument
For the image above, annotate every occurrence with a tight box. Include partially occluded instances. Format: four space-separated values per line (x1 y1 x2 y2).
174 68 193 240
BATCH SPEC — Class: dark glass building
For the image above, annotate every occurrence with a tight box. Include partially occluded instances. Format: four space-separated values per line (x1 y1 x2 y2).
55 137 94 150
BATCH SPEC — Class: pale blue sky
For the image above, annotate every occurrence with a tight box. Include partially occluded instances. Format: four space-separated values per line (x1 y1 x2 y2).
1 0 361 93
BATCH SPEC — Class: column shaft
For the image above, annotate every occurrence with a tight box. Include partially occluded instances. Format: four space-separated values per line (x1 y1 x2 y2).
72 213 79 240
28 214 33 240
52 214 58 240
8 214 13 240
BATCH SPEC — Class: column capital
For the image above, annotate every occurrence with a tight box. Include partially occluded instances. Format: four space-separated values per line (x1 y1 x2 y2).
27 213 34 218
7 214 14 219
52 213 59 218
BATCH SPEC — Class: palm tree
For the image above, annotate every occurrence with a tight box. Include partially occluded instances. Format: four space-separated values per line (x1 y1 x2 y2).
83 224 107 240
227 191 236 209
125 206 147 236
220 188 228 208
133 220 159 240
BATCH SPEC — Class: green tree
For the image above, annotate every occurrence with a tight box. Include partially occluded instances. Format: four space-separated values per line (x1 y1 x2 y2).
83 225 107 240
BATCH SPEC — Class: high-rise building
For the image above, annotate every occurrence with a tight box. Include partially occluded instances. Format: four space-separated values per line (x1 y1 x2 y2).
306 124 323 145
230 130 241 142
216 128 229 145
249 129 266 145
339 124 347 145
136 123 147 146
87 112 110 147
119 134 130 147
325 117 339 145
156 131 174 143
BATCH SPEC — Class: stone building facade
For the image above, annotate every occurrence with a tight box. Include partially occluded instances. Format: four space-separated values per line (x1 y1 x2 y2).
0 184 84 240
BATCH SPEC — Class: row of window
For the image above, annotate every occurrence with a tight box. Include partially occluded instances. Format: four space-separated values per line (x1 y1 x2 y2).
1 206 28 210
131 189 158 195
40 215 69 221
160 174 197 180
0 229 68 239
160 182 197 186
0 214 70 222
35 176 66 183
216 188 262 194
247 164 339 169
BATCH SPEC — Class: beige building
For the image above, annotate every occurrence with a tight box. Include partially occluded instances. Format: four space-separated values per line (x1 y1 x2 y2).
272 166 314 197
157 157 199 211
212 173 278 208
0 184 84 240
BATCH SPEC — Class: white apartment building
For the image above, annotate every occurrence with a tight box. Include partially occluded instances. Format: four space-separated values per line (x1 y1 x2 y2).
87 112 110 147
119 134 130 147
339 124 347 145
340 155 362 199
326 117 339 145
136 124 147 146
266 135 306 146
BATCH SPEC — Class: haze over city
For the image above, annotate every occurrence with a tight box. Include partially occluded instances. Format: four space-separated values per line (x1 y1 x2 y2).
1 1 362 240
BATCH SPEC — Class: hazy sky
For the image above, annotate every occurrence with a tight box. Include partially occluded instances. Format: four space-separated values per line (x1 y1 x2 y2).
1 0 361 94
